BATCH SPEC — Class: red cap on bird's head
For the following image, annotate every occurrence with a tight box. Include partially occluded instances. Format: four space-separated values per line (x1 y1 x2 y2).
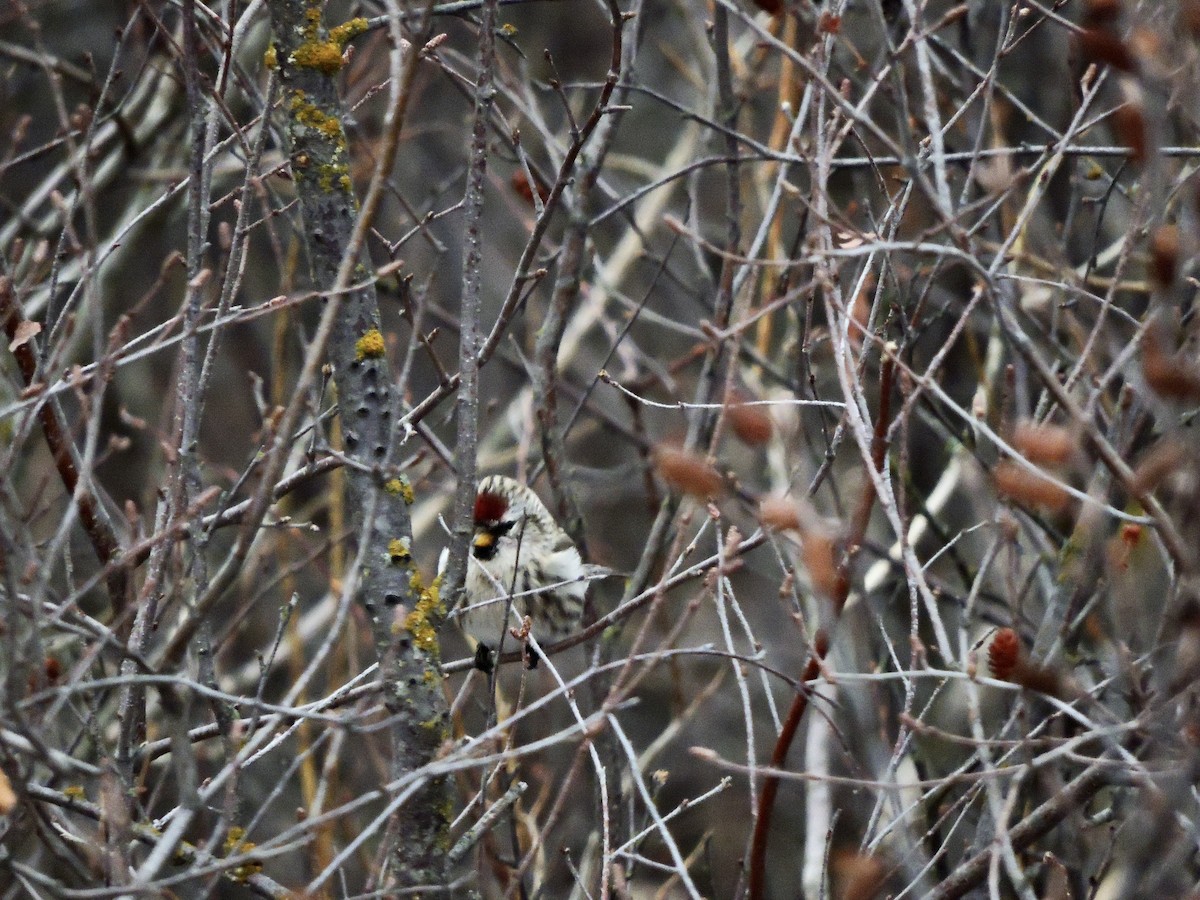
474 490 509 525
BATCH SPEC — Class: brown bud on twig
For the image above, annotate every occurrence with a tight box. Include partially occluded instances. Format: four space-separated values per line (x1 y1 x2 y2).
834 851 887 900
727 391 773 446
1011 422 1075 467
653 446 723 498
1076 28 1136 72
1110 102 1147 164
758 496 802 532
1142 325 1200 402
1150 224 1181 290
757 497 840 598
994 460 1071 512
802 528 839 600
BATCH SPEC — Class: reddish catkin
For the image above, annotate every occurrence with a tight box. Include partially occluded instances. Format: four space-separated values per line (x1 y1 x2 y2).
727 398 774 446
653 446 723 498
987 629 1070 697
835 852 887 900
1142 327 1200 401
988 628 1021 681
993 460 1071 512
758 496 802 532
511 169 549 206
803 529 839 600
1111 102 1147 164
1077 28 1137 72
1011 422 1074 466
1150 224 1181 289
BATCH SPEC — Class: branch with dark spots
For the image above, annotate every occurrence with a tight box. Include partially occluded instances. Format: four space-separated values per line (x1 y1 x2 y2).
265 0 450 886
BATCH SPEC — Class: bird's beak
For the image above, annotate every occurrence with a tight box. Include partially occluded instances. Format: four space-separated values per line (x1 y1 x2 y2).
473 532 494 552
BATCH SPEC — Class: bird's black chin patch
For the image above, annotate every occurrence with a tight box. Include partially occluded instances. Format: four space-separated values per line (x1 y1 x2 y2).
523 643 541 670
472 519 516 560
473 643 495 673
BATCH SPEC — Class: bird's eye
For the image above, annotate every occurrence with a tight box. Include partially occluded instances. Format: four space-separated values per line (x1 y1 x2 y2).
494 521 516 537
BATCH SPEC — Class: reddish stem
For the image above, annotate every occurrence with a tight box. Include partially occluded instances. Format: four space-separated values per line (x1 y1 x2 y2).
0 279 127 611
747 629 829 900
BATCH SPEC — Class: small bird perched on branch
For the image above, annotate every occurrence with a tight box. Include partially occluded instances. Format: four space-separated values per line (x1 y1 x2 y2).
447 475 606 672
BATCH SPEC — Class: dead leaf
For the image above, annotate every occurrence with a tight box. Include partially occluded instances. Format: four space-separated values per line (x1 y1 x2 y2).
9 320 40 351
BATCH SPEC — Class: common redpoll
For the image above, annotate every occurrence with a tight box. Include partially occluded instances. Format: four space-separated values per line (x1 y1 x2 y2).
448 475 603 671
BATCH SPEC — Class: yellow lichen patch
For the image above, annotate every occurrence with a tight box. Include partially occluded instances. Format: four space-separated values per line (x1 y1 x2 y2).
263 43 277 69
329 17 369 45
291 39 344 75
289 93 344 141
403 577 443 655
303 5 321 36
223 826 249 852
223 827 263 883
385 476 415 504
388 537 410 563
290 16 367 76
355 328 385 360
317 161 350 192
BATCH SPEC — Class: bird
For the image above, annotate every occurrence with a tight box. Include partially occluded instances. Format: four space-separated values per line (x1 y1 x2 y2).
449 475 605 672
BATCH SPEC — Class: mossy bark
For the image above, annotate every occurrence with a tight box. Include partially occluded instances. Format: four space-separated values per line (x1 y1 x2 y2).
265 0 450 888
